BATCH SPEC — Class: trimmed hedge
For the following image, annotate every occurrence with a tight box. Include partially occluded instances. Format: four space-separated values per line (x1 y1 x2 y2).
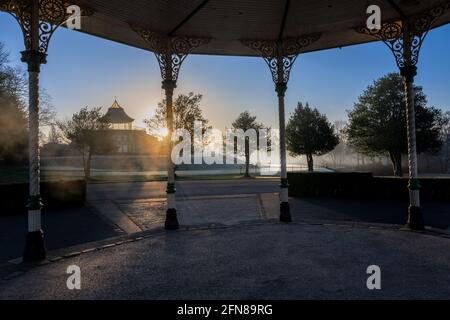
287 172 450 202
0 180 86 215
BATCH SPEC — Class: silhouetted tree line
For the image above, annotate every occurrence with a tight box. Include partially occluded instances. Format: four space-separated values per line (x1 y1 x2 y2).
0 43 27 164
0 42 56 165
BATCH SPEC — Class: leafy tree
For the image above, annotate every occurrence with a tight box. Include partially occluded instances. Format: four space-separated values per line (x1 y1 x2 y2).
346 73 444 176
231 111 265 177
57 107 114 180
286 102 339 172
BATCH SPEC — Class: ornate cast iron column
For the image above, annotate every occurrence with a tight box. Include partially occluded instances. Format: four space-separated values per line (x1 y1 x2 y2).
132 26 210 230
242 34 320 222
0 0 92 261
356 3 449 230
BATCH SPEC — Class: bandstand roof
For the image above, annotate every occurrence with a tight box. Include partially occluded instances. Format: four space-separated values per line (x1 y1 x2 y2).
70 0 450 56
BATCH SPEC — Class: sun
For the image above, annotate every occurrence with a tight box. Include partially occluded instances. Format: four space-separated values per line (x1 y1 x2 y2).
156 127 168 139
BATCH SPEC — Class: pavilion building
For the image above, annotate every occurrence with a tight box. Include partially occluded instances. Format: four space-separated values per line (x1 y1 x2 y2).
101 100 159 154
102 99 135 131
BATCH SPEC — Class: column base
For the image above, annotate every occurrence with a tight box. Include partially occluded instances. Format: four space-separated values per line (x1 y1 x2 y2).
280 202 292 223
406 206 424 230
165 208 180 230
23 230 46 262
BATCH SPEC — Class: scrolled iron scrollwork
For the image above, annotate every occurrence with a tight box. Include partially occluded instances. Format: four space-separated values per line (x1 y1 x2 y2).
242 33 320 84
40 0 65 23
132 24 210 81
0 0 94 54
131 26 167 53
282 34 321 56
355 2 449 68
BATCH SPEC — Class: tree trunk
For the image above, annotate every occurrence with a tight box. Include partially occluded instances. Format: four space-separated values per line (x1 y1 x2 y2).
84 147 92 181
244 139 250 177
389 152 403 177
446 135 450 173
244 154 250 177
306 154 314 172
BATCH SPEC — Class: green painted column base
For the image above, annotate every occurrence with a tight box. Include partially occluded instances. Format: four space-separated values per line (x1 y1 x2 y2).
407 178 421 191
26 195 43 210
23 230 46 262
406 206 424 230
165 208 179 230
280 202 292 223
166 183 176 194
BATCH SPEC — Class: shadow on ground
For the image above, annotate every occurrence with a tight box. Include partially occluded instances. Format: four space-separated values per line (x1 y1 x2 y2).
1 223 450 299
290 197 450 229
0 207 121 263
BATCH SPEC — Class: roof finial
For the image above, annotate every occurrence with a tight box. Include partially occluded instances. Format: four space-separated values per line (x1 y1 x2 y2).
111 98 121 109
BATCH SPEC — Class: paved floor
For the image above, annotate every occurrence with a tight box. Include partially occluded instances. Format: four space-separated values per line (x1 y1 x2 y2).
1 222 450 299
112 193 450 231
118 194 264 230
0 180 277 263
3 179 449 264
88 179 450 230
1 179 449 299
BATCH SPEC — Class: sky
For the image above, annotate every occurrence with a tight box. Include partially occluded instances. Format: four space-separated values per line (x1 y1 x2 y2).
0 13 449 131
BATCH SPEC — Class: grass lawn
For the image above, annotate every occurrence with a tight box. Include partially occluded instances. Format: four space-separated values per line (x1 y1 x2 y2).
0 166 277 184
88 173 273 184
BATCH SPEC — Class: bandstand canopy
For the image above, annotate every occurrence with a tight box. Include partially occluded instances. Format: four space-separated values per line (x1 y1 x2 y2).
70 0 450 56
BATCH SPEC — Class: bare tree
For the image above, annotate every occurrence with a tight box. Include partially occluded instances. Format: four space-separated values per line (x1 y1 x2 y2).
441 111 450 173
57 107 114 180
231 111 265 177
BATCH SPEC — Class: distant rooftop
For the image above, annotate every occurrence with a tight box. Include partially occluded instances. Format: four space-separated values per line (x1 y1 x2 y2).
101 100 134 124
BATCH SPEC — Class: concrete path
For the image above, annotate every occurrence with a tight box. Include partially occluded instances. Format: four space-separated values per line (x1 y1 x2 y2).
88 200 142 233
117 194 266 230
87 179 279 201
92 192 450 233
1 222 450 299
87 180 450 229
86 180 280 233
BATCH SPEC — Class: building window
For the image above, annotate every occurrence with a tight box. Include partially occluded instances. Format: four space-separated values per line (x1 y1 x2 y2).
111 123 132 130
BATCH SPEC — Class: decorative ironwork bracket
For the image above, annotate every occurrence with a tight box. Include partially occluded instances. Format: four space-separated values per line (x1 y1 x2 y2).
0 0 94 54
131 25 210 82
241 34 321 85
355 2 449 68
